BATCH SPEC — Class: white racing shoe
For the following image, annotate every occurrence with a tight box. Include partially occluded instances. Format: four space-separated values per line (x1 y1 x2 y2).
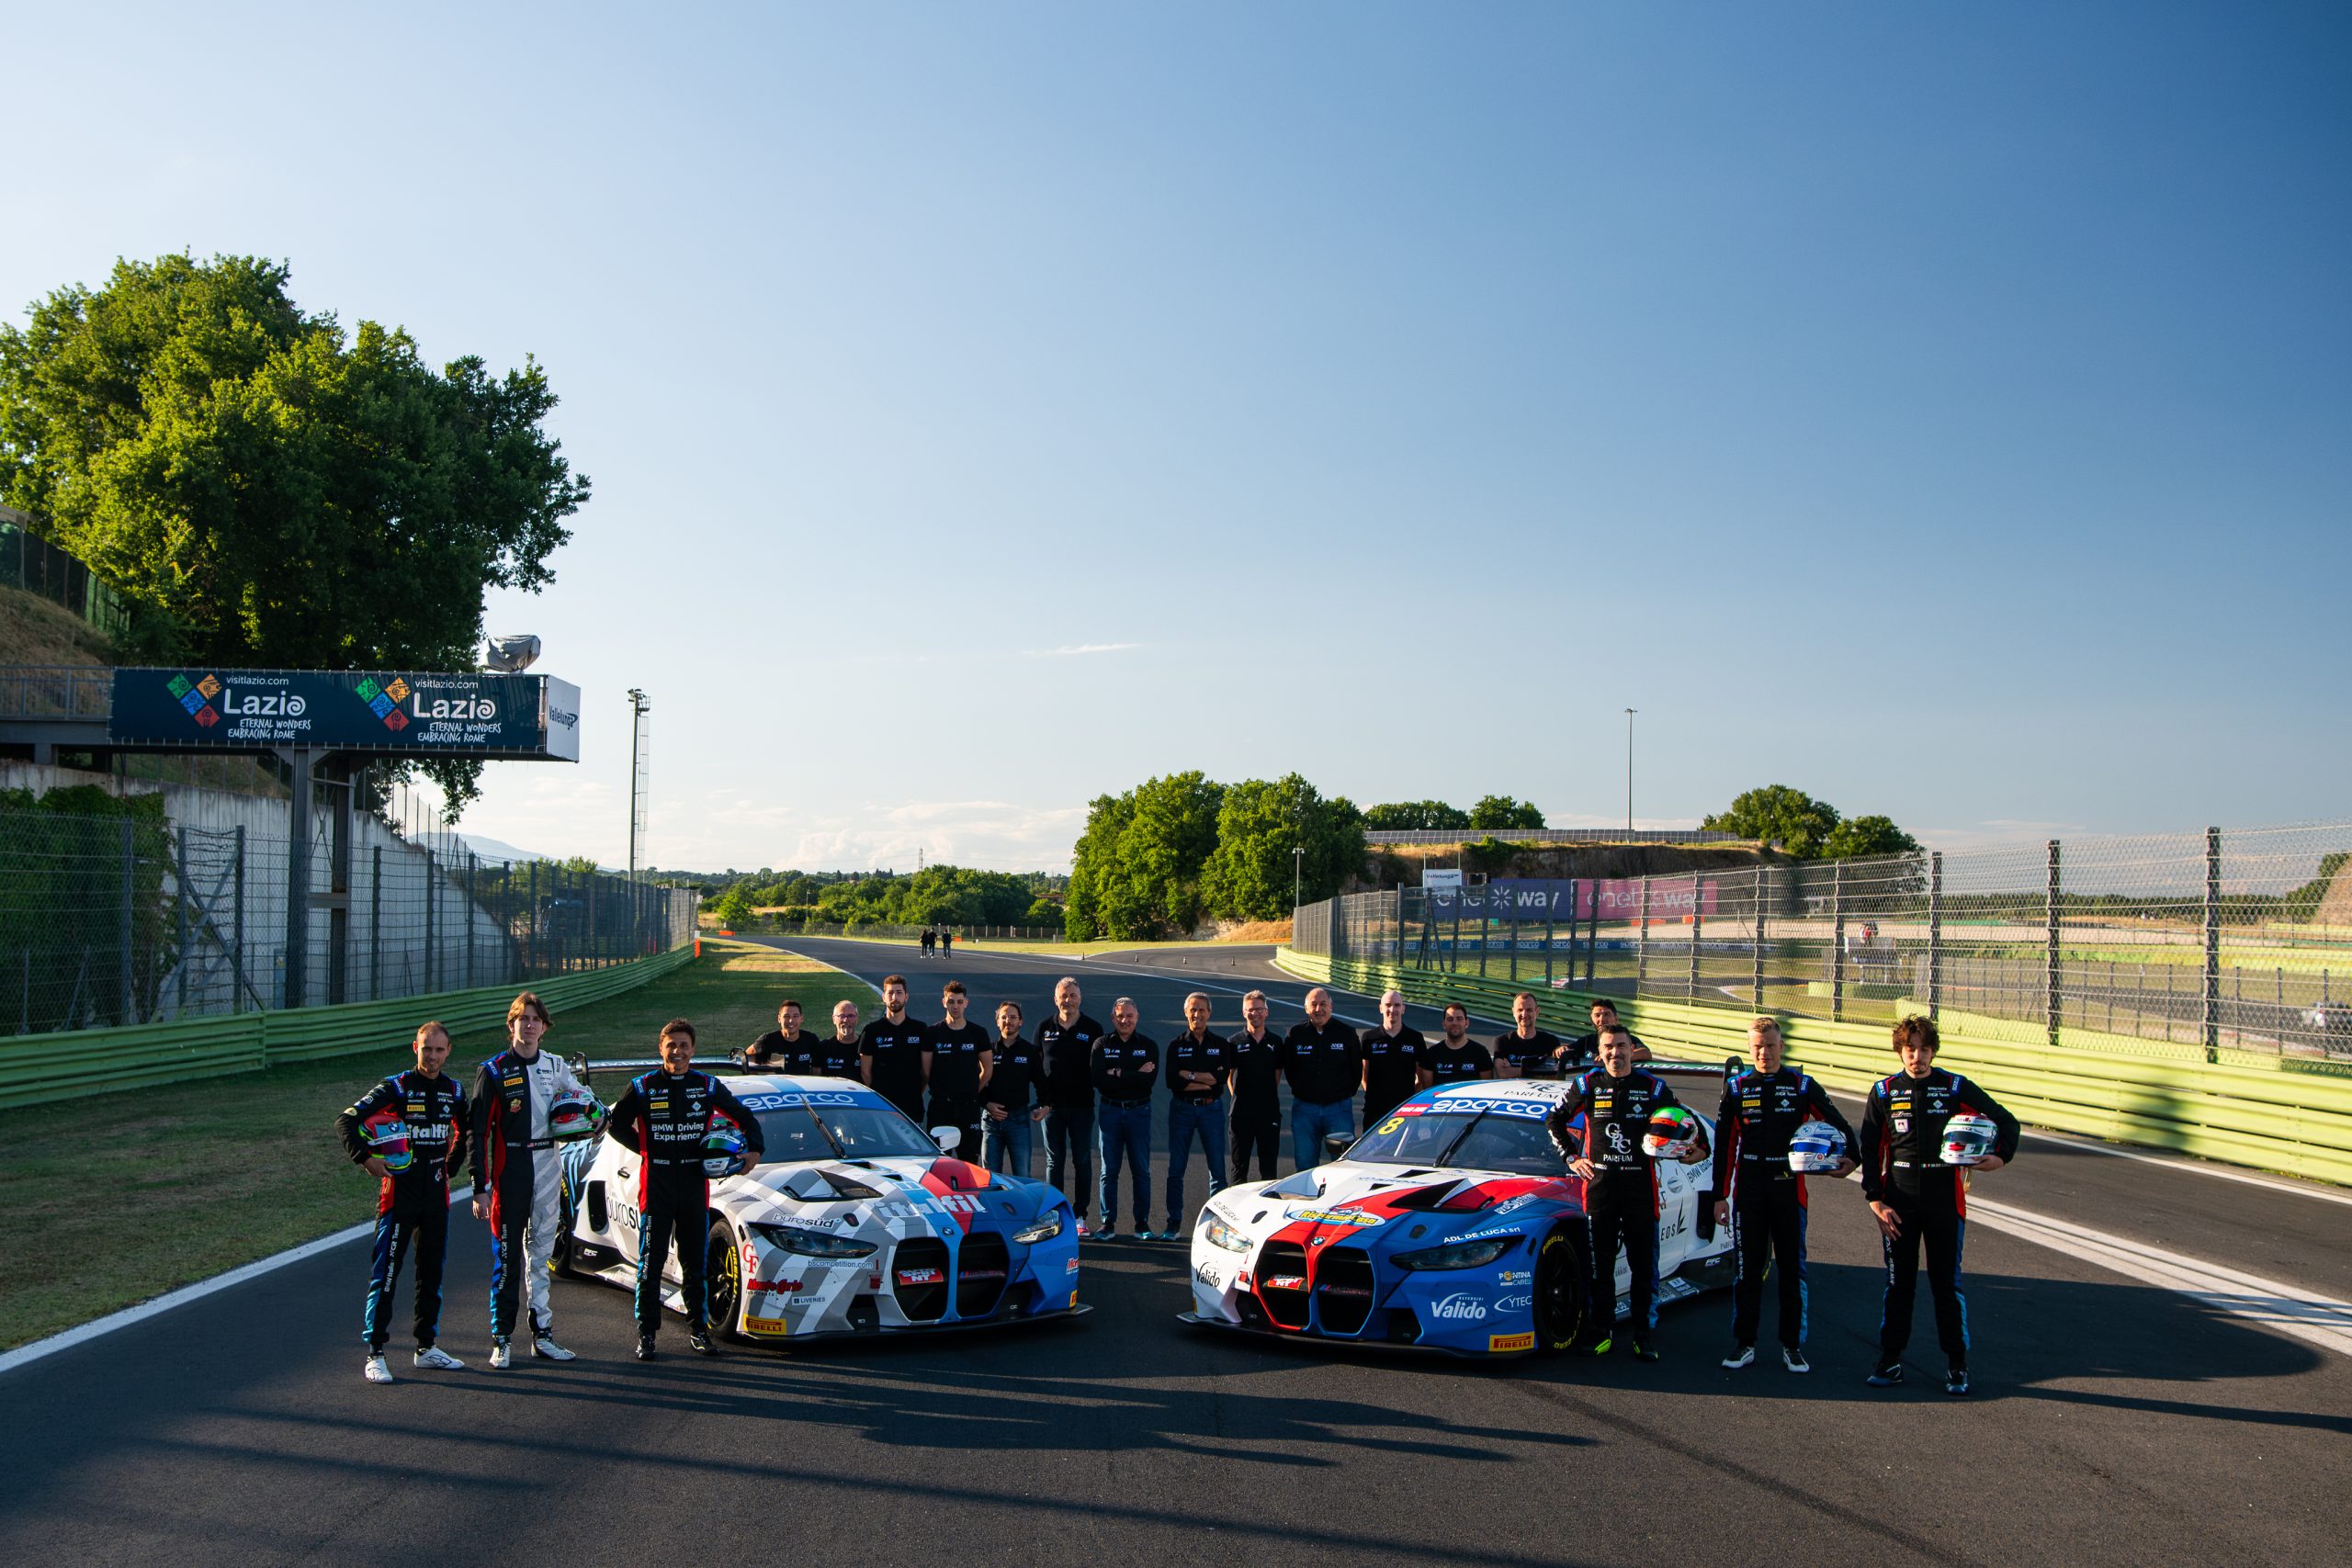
489 1338 513 1370
413 1346 466 1371
531 1336 576 1362
363 1356 394 1384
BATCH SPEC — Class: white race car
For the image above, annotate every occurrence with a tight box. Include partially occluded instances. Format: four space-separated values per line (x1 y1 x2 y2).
1182 1076 1733 1357
557 1073 1085 1344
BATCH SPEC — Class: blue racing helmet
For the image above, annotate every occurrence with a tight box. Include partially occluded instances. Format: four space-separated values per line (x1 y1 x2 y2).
1787 1120 1848 1174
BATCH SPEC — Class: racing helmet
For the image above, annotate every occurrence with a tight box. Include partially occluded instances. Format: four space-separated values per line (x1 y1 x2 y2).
1642 1105 1702 1160
1939 1112 2001 1167
547 1089 605 1143
361 1109 412 1173
1787 1120 1848 1173
702 1122 748 1179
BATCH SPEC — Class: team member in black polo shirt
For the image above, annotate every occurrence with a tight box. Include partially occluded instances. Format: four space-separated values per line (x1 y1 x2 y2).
1493 991 1569 1079
1163 991 1230 1235
812 1001 865 1078
983 1001 1045 1177
1036 976 1103 1236
1566 998 1651 1065
1092 998 1159 1238
1283 987 1361 1168
1358 988 1426 1123
925 980 993 1161
1417 1002 1494 1089
744 998 818 1070
1228 989 1283 1184
859 975 931 1122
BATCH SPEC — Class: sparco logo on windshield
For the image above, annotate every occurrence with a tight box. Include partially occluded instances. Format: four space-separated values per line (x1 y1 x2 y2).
1430 1292 1488 1321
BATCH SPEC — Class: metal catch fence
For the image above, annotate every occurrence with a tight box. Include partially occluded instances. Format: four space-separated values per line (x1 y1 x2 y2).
1292 821 2352 1062
0 806 698 1033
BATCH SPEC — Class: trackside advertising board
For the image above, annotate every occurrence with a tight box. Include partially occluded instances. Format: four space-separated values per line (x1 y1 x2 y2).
107 669 582 760
1430 877 1720 922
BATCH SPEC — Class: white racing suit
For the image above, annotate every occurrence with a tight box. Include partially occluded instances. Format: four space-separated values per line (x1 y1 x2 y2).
470 1047 590 1343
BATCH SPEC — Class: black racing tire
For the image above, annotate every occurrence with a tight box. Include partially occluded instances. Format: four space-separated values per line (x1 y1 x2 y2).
1532 1228 1588 1353
706 1218 752 1345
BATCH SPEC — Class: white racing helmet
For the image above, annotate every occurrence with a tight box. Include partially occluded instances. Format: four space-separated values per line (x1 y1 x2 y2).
1787 1120 1848 1174
547 1089 605 1142
1939 1112 2001 1167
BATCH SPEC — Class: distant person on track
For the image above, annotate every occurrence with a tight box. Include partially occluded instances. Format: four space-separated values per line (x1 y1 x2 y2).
469 991 594 1369
1228 989 1283 1184
942 929 955 958
818 1000 865 1078
1163 991 1230 1235
743 998 818 1071
983 1001 1046 1178
605 1019 763 1360
1492 992 1568 1079
1712 1015 1857 1374
1417 1001 1494 1088
1283 987 1362 1168
1566 998 1651 1066
1036 976 1104 1236
336 1020 469 1384
1359 988 1426 1123
1092 997 1160 1238
1860 1015 2020 1397
925 980 993 1162
859 975 932 1123
1544 1027 1706 1362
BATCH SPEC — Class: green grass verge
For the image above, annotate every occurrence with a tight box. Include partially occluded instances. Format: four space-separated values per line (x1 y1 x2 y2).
0 941 849 1351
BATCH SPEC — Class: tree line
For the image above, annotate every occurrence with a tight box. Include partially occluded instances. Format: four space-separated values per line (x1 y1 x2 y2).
696 865 1064 932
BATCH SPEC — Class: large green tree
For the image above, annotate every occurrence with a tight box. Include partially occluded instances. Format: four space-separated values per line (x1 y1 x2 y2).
0 254 587 812
1363 799 1471 831
1703 784 1841 857
1202 774 1365 919
1821 814 1921 860
1468 794 1545 830
1065 772 1226 940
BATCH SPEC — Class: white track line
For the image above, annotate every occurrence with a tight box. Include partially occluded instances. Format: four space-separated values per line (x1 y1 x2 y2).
1966 1196 2352 1359
2010 1126 2352 1209
0 1186 474 1379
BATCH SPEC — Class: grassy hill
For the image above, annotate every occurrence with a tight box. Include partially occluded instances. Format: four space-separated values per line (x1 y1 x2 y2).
0 583 117 667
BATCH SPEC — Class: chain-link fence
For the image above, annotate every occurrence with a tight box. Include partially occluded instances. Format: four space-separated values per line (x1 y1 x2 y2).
1292 821 2352 1062
716 916 1063 942
0 802 697 1033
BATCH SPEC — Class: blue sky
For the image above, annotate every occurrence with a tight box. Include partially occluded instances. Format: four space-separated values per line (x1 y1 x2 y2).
7 3 2347 871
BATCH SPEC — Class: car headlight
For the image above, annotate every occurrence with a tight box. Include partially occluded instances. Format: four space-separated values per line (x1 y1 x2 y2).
1202 1213 1252 1254
1394 1236 1517 1270
1012 1210 1065 1246
751 1224 876 1258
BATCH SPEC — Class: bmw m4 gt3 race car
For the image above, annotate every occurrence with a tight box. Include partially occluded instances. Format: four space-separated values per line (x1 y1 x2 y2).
1182 1077 1731 1357
557 1074 1085 1344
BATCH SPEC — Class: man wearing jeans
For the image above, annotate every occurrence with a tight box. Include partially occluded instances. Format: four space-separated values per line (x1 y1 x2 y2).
982 1001 1045 1178
1283 987 1361 1168
1092 997 1159 1238
1162 991 1230 1235
1035 977 1102 1236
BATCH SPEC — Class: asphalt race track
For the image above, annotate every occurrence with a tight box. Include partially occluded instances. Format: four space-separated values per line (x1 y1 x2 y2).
4 936 2348 1566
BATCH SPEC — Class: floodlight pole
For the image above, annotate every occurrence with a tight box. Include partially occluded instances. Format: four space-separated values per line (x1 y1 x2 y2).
1294 845 1305 911
1624 708 1637 833
627 689 650 946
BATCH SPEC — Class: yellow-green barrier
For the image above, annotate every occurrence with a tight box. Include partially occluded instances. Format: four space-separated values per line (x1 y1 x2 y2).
0 946 698 1111
1275 947 2352 1188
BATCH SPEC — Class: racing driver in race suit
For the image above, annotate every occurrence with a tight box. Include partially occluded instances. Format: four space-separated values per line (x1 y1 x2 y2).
335 1019 468 1384
605 1018 764 1359
469 991 594 1368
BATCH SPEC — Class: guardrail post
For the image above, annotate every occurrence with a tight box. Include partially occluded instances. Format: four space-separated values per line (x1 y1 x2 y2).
1635 875 1651 998
2045 839 2062 1048
1830 859 1847 1021
2203 826 2221 1061
118 818 135 1025
1928 851 1943 1018
1750 868 1768 1008
1544 898 1555 986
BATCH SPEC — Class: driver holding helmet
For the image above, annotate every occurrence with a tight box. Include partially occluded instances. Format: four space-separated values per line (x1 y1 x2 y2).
1858 1014 2019 1395
605 1019 763 1360
469 991 595 1368
1711 1015 1857 1373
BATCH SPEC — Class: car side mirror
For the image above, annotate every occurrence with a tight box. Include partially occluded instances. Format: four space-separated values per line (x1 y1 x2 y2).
933 1126 961 1153
1323 1134 1352 1160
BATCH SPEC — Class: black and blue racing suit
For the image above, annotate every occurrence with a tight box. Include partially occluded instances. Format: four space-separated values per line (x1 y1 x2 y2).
1545 1067 1683 1345
604 1068 763 1337
336 1069 468 1353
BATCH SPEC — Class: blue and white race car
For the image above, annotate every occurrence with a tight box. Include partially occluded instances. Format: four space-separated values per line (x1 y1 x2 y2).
558 1074 1085 1344
1182 1077 1731 1357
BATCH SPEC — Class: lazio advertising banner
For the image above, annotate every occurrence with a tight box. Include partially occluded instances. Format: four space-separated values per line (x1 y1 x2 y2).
1430 877 1721 922
107 668 582 760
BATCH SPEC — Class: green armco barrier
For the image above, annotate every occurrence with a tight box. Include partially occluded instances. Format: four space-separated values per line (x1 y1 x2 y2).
1274 947 2352 1188
0 945 697 1111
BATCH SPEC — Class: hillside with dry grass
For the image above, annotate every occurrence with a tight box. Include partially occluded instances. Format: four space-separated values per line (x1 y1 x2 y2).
0 585 116 667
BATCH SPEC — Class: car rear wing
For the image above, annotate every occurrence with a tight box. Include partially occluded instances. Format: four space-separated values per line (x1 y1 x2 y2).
566 1054 775 1078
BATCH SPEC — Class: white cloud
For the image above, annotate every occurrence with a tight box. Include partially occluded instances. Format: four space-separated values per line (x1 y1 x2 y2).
660 790 1088 873
1025 642 1140 658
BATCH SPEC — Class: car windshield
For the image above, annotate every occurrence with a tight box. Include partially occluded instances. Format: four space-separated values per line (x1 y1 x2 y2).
751 1104 939 1163
1345 1103 1567 1177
